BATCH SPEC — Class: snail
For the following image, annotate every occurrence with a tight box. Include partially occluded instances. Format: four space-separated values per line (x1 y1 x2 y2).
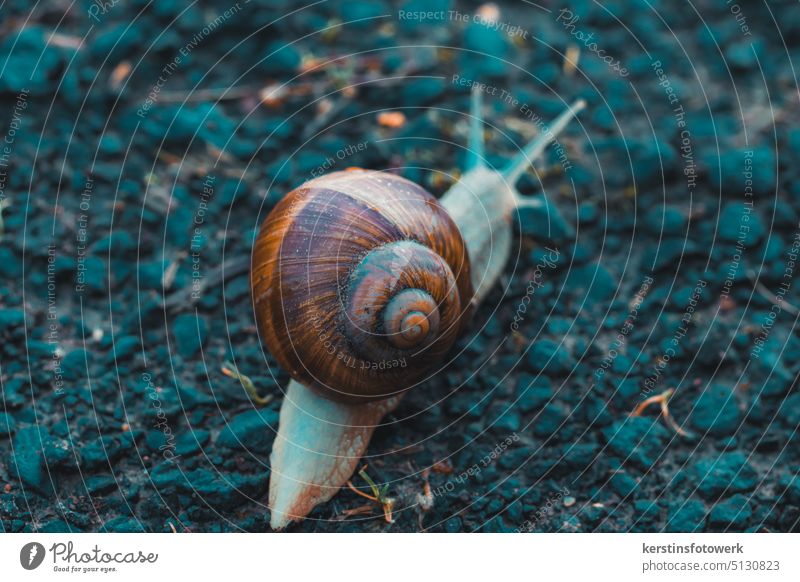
251 88 585 529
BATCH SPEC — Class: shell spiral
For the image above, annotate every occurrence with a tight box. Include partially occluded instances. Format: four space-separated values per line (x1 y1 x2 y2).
251 170 473 402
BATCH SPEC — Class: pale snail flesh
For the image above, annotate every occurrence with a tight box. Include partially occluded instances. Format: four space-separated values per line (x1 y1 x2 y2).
252 87 585 528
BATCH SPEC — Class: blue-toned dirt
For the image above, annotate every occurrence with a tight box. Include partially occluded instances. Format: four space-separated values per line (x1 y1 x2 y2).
0 0 799 532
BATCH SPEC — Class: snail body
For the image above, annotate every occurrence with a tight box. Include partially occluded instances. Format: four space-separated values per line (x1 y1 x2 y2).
253 89 585 528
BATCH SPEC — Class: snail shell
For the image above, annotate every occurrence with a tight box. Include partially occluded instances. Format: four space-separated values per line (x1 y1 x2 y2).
251 169 473 403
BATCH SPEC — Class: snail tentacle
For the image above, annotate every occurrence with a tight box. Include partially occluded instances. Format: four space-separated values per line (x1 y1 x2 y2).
464 85 487 172
442 99 587 302
502 98 587 187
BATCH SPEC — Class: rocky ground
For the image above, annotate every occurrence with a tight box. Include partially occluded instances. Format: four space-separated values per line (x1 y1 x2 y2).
0 0 799 532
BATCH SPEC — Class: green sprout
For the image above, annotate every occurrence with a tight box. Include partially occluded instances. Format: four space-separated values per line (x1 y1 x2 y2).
221 361 272 406
346 465 395 523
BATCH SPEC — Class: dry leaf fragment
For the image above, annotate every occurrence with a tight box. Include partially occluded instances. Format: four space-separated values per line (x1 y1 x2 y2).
377 111 406 128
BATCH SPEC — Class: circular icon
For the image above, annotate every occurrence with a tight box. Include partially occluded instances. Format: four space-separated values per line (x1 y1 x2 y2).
20 542 46 570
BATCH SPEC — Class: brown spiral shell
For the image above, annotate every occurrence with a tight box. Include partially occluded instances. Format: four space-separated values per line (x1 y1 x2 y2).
251 169 473 403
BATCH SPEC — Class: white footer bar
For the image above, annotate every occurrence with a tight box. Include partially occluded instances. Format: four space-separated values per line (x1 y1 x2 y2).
1 533 797 581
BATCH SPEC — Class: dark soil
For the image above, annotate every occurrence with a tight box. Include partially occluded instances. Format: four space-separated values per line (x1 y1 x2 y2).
1 0 799 533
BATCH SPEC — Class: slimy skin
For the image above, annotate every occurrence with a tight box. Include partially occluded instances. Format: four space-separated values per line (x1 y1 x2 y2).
269 381 400 529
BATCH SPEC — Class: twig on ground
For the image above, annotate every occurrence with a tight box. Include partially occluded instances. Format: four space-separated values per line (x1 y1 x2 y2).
630 388 691 437
748 271 800 316
160 255 250 311
333 504 375 521
416 469 434 530
0 197 10 242
162 252 187 291
564 45 580 76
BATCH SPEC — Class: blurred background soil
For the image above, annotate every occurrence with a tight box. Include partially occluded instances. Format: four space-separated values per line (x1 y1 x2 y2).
0 0 799 532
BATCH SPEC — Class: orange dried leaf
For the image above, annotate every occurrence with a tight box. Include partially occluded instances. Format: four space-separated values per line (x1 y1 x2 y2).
477 3 501 22
377 111 406 128
431 458 454 474
564 45 581 76
258 84 289 107
110 61 132 89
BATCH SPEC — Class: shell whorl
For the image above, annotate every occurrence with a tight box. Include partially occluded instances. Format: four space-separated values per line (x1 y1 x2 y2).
251 170 473 402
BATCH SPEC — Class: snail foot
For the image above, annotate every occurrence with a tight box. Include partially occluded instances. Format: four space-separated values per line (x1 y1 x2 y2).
268 380 401 529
